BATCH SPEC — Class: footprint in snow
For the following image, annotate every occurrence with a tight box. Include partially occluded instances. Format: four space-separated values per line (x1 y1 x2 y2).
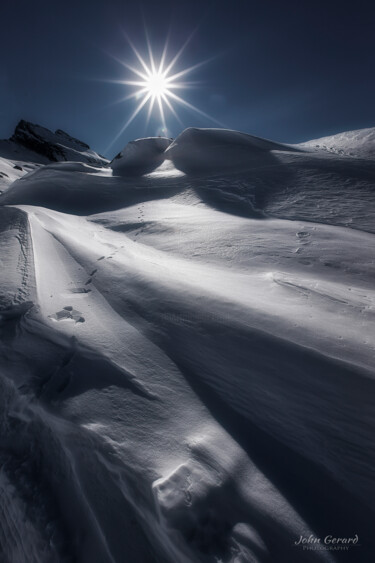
296 231 310 241
70 287 91 294
49 306 85 323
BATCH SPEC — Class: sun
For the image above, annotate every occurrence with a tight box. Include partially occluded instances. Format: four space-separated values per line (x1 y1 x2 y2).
146 71 169 98
105 33 223 150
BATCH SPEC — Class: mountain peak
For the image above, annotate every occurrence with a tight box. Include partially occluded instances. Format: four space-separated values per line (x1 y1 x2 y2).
1 120 108 166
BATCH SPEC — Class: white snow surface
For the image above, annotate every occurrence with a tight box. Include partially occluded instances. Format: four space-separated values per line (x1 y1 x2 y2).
297 126 375 158
0 126 374 562
0 155 41 195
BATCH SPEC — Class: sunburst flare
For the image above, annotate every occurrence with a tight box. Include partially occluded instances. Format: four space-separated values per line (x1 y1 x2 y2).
105 33 223 151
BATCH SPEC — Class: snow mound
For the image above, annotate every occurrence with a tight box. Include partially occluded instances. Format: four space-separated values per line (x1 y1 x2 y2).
111 137 172 176
298 127 375 158
165 127 300 173
0 162 178 214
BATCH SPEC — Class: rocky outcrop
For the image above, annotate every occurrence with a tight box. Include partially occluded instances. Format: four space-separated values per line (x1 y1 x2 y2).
0 120 108 167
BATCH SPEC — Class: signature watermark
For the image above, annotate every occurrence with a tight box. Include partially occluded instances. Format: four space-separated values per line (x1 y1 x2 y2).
294 535 360 552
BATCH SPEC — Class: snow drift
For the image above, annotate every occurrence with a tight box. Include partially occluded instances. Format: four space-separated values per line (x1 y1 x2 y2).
165 127 301 173
111 136 172 175
0 125 375 563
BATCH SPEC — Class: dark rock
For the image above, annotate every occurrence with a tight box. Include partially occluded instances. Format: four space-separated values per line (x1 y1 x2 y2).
5 120 108 167
55 129 90 150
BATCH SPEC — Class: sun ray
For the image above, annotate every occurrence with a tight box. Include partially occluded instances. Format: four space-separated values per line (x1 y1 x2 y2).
157 95 166 130
165 57 215 83
107 88 149 107
166 90 225 126
105 51 149 81
165 81 200 89
159 34 170 75
121 80 151 87
161 93 184 127
105 92 152 152
145 28 157 75
162 26 198 77
122 31 151 77
145 94 156 129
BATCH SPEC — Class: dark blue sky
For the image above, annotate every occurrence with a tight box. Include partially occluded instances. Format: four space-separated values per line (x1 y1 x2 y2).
1 0 374 158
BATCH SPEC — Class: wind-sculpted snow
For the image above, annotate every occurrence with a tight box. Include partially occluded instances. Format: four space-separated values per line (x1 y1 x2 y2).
297 127 375 159
165 127 301 173
111 137 172 176
0 127 374 562
3 127 375 230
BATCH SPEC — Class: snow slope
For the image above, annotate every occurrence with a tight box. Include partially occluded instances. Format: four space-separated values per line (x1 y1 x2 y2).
297 126 375 158
0 156 41 196
0 126 374 562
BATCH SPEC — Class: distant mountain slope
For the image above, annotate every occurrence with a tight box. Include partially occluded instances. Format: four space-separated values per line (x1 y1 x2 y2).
297 127 375 158
0 120 109 166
